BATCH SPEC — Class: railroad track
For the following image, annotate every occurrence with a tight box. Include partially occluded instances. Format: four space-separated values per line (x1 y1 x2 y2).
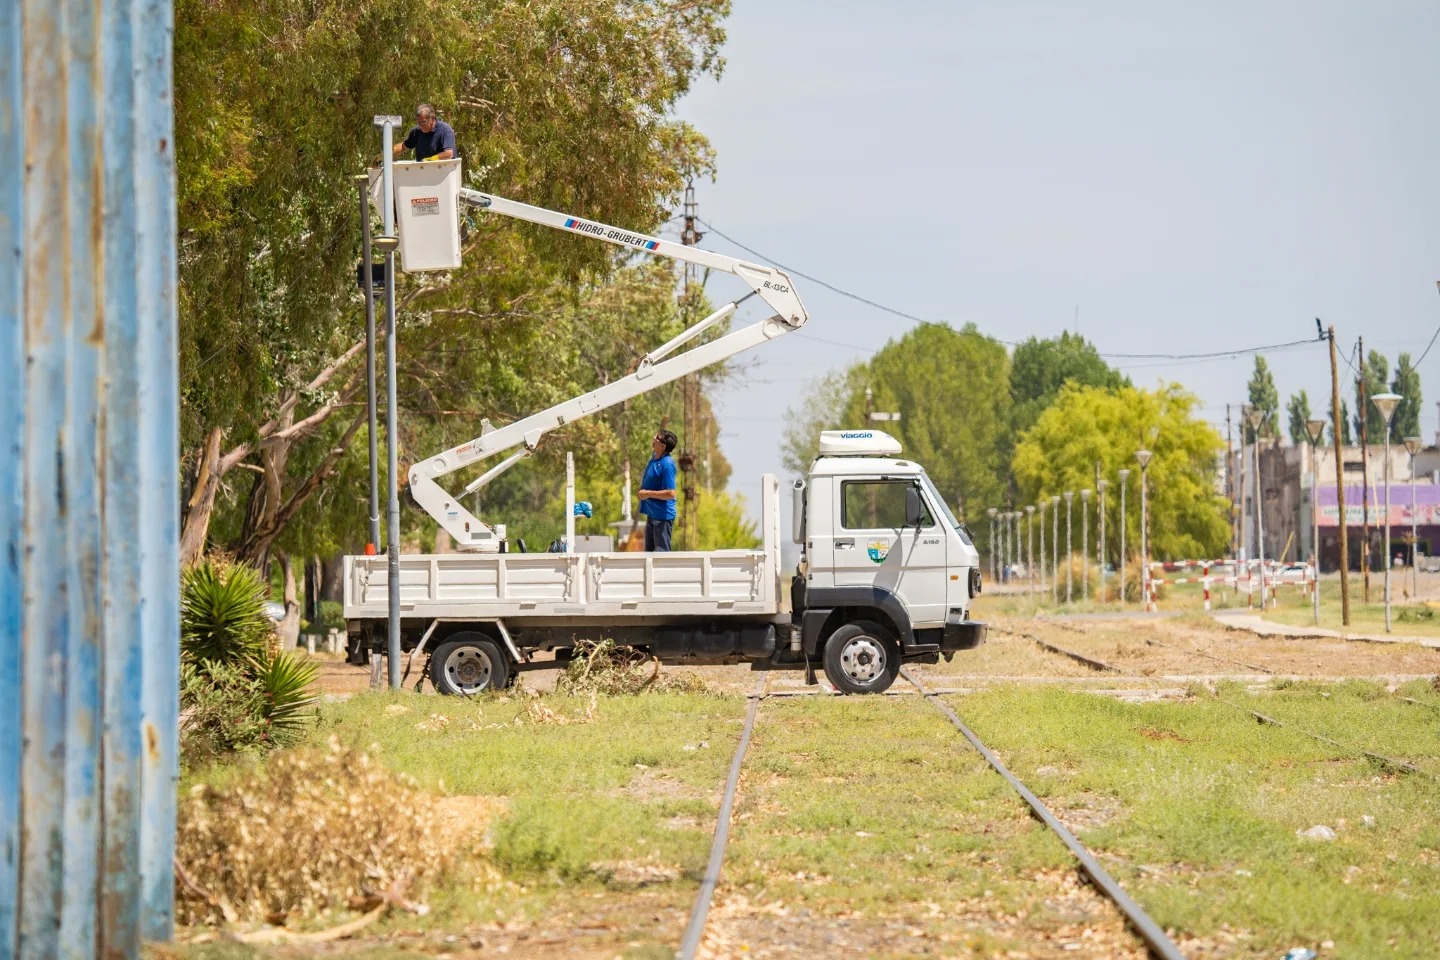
676 672 1187 960
1024 627 1436 780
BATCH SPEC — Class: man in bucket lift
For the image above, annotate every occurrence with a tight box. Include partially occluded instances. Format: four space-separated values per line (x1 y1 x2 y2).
379 103 456 163
637 430 679 551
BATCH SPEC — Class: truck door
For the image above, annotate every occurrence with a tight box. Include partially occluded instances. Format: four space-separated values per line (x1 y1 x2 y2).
832 478 948 628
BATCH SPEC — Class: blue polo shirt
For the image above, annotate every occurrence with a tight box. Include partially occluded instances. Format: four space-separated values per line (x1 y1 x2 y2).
640 454 677 521
403 120 456 161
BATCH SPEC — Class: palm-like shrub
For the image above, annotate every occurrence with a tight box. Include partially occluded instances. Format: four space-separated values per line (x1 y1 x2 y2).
253 651 320 741
181 559 273 665
180 557 316 765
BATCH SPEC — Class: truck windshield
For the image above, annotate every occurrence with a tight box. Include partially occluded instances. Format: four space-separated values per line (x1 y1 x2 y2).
921 474 973 545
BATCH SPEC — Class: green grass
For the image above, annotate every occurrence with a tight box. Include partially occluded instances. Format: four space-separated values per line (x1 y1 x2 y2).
174 679 1440 958
953 682 1440 958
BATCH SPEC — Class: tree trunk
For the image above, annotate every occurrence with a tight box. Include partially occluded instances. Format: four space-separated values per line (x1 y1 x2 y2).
275 552 301 650
321 554 345 604
179 427 224 565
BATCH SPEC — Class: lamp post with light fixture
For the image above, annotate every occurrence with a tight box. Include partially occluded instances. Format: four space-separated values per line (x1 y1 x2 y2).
1136 451 1152 611
1064 491 1074 603
987 507 998 585
1097 479 1108 601
1405 436 1422 600
1051 495 1060 604
1118 469 1130 607
1305 418 1327 624
1370 393 1402 631
1244 406 1267 608
1027 505 1036 606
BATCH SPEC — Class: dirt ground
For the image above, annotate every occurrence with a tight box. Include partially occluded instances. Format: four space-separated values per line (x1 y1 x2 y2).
306 607 1440 700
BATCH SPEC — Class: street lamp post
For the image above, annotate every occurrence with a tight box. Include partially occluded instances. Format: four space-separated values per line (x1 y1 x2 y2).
1371 393 1402 632
1001 509 1010 585
1027 505 1036 607
1051 495 1060 605
1244 407 1267 609
1064 491 1074 603
1305 418 1327 625
1118 469 1130 607
1038 498 1047 603
1136 451 1152 611
1097 479 1108 602
1405 436 1423 600
1081 489 1092 601
1013 511 1021 589
987 507 998 585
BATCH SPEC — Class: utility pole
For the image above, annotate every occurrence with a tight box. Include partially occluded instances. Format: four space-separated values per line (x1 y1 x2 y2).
1226 404 1236 563
355 175 381 555
374 113 404 689
1358 335 1371 602
1329 325 1351 626
678 180 703 549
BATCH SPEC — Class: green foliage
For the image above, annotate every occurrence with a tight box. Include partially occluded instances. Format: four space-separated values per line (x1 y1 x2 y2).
1012 384 1229 561
253 652 321 740
779 325 1011 520
177 0 734 559
179 659 271 765
1354 350 1391 442
780 363 869 478
180 559 274 665
1286 390 1312 445
1009 332 1127 437
1332 398 1354 446
180 557 316 765
868 325 1012 520
1245 356 1279 442
1391 352 1422 441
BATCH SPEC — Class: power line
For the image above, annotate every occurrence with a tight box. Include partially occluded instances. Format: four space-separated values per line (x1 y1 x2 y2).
1415 316 1440 367
699 218 1325 367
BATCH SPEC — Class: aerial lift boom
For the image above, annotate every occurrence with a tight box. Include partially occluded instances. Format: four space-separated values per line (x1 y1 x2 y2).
408 189 809 551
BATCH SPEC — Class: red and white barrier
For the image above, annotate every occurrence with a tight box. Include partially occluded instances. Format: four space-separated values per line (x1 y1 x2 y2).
1142 559 1312 611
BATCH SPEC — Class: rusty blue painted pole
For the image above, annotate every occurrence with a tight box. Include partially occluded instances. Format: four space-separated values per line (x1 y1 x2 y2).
2 0 178 955
1 2 23 956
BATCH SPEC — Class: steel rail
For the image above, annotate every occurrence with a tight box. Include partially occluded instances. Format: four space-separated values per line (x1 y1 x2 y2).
901 668 1188 960
1030 630 1433 779
1044 619 1276 675
677 675 768 959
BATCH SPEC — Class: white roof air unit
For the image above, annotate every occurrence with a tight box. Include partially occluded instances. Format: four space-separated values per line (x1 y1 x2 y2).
816 430 903 458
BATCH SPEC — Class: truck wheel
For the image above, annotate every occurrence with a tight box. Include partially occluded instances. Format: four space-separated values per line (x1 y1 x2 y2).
822 620 899 694
430 635 511 696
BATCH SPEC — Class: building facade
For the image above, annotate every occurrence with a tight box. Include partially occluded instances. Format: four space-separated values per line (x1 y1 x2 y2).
1228 441 1439 572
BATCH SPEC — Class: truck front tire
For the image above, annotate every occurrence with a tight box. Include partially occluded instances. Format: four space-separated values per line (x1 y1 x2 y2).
822 620 899 694
430 635 511 695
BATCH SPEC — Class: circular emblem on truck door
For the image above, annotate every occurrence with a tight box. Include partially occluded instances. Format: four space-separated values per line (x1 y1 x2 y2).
866 539 891 563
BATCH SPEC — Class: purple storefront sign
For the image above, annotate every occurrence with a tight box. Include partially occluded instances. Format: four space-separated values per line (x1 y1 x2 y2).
1315 484 1440 526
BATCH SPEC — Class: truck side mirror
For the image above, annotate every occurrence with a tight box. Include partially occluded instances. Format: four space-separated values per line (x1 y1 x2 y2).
904 487 923 528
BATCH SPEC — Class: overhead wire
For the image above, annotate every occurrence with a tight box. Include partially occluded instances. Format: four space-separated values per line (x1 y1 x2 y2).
698 217 1325 366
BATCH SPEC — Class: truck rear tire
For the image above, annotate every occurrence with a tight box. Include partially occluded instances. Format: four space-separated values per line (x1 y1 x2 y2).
430 635 511 696
822 620 899 694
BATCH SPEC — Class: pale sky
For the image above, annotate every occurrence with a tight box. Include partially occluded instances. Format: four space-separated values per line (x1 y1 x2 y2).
673 0 1440 523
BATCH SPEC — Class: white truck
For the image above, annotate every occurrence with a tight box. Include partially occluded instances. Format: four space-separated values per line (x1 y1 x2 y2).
344 163 986 693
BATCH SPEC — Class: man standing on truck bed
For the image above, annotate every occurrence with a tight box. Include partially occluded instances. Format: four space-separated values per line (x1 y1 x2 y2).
638 429 678 551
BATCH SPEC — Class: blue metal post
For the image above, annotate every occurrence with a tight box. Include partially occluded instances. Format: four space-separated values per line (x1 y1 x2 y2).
1 0 178 954
1 0 24 954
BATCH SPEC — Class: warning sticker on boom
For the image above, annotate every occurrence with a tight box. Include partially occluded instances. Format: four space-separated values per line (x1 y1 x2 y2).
411 197 440 216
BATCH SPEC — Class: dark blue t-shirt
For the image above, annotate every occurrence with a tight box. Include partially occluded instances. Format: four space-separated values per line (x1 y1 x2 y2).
640 455 677 521
403 120 456 161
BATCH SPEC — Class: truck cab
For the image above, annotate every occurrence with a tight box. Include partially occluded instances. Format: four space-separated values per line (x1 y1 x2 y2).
791 430 986 692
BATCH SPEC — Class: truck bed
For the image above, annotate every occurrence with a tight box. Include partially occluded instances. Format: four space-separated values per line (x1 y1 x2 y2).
343 476 782 622
342 549 780 619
